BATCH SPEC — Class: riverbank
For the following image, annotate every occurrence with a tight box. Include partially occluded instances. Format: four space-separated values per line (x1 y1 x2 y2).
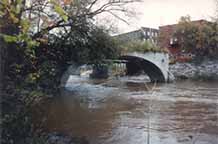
170 60 218 81
1 79 90 144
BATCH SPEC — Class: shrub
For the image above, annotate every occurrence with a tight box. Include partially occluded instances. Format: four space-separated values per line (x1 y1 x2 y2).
119 40 168 54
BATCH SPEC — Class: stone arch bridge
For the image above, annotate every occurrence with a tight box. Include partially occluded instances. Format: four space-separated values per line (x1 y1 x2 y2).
61 52 172 86
119 52 171 83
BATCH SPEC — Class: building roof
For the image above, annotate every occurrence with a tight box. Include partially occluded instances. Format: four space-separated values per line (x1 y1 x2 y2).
159 19 211 28
114 27 159 37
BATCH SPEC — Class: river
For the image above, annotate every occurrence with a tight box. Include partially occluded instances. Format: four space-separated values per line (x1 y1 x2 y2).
37 75 218 144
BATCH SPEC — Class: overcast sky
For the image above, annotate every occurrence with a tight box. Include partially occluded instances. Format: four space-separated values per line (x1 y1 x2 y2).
110 0 216 34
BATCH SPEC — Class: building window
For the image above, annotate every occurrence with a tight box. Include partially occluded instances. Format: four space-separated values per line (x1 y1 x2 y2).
170 37 178 45
147 31 150 36
143 31 146 36
170 38 173 45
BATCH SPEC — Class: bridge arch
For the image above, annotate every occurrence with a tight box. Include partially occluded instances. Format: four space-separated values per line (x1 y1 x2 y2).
120 52 169 83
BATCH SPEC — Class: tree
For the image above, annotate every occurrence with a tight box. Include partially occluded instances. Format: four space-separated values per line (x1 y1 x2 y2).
0 0 142 91
0 0 143 96
173 16 198 53
0 0 142 83
1 1 142 143
1 0 142 38
173 16 218 58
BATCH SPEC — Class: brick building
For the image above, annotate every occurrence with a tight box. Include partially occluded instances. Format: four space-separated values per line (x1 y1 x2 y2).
114 27 159 45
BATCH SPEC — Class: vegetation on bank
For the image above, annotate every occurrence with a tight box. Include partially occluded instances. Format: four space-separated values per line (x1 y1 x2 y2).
0 0 140 143
118 40 168 54
173 15 218 59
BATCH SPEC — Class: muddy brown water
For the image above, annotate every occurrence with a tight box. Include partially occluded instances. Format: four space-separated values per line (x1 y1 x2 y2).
36 76 218 144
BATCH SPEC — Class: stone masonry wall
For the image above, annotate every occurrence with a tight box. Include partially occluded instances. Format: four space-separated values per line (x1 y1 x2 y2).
170 60 218 80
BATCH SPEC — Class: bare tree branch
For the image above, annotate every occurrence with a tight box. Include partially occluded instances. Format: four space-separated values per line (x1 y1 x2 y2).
28 0 142 38
107 11 129 24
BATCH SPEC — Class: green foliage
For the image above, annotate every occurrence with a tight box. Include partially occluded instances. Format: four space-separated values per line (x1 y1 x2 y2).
3 34 18 42
86 28 121 64
119 40 167 54
1 1 136 143
174 17 198 52
174 16 218 58
20 19 31 33
2 33 39 48
49 24 121 65
25 72 40 84
51 0 68 21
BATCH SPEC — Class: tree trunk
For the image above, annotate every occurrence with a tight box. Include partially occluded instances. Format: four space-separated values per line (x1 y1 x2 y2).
0 37 5 93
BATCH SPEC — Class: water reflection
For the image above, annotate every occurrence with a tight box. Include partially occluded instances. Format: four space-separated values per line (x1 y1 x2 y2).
36 76 218 144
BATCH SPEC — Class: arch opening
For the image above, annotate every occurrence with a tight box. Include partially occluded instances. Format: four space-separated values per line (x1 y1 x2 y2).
120 55 166 83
